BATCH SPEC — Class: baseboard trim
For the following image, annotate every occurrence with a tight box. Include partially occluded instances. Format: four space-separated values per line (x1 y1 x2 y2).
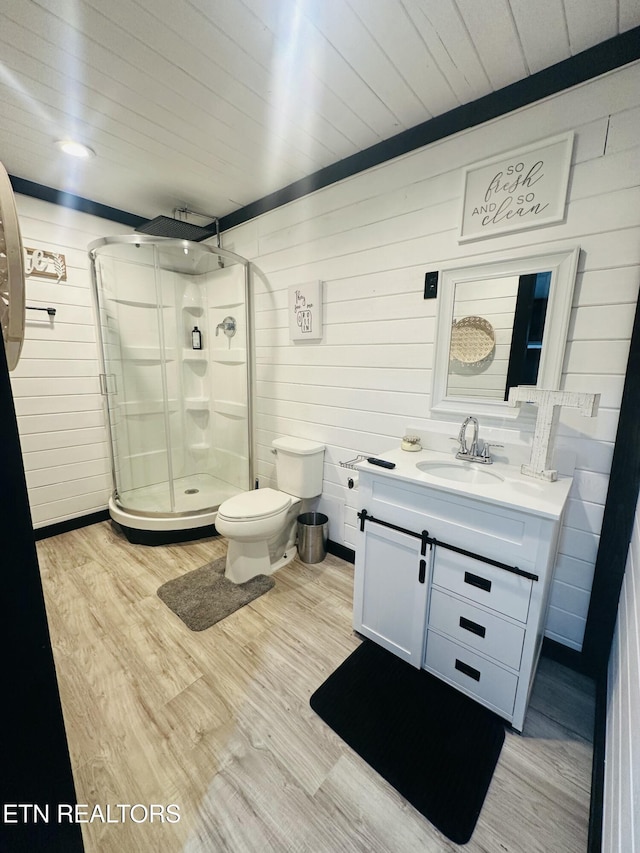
34 509 110 541
327 539 355 564
541 636 587 673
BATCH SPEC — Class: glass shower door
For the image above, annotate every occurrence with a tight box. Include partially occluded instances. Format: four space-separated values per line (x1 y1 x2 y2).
93 241 175 514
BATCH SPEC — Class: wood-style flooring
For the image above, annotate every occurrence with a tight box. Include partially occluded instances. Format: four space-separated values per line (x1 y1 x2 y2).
36 522 595 852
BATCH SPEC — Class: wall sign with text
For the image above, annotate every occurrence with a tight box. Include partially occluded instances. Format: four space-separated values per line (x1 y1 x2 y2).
458 133 573 243
24 246 67 282
289 280 323 341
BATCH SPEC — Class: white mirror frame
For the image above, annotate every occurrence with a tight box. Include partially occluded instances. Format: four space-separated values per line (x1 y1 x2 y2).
431 246 580 419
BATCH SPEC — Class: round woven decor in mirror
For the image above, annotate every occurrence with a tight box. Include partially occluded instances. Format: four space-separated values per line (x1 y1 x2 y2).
450 316 495 366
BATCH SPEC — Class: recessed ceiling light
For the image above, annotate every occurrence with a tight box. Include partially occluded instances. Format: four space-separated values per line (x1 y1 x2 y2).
55 139 96 159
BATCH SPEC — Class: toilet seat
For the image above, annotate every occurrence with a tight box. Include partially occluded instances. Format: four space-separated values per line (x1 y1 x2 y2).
216 488 291 522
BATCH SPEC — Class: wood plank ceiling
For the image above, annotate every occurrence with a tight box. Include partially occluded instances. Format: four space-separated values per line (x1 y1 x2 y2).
1 0 638 223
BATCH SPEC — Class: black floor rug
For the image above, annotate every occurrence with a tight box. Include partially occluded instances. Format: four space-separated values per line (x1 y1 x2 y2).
310 640 505 844
157 557 274 631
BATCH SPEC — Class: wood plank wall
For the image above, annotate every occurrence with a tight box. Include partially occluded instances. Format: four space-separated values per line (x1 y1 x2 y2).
603 494 640 852
222 61 640 652
10 197 126 527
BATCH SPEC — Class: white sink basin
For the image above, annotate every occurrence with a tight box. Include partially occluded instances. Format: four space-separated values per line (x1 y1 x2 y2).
416 460 505 485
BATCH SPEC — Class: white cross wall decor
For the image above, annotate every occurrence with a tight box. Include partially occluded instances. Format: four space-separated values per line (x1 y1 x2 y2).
508 387 600 481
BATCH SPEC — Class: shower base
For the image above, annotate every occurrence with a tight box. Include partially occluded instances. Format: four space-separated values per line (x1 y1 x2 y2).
110 473 243 545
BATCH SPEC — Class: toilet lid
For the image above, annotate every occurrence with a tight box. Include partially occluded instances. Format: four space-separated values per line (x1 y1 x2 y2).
217 488 291 521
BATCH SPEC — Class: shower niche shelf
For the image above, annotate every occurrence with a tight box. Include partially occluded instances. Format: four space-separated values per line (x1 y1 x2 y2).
111 297 173 309
182 305 204 316
212 349 246 364
214 400 247 419
182 350 208 362
119 399 179 416
211 300 243 310
124 447 168 461
185 398 210 411
122 345 176 362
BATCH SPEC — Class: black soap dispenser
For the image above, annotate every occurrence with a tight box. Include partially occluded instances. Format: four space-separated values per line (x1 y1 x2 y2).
191 326 202 350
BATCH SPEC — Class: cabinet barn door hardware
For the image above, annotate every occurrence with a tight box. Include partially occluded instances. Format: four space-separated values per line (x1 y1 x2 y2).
358 508 537 582
431 537 539 582
357 509 431 555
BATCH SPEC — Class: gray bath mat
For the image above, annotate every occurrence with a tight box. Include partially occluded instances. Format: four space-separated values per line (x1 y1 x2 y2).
157 557 275 631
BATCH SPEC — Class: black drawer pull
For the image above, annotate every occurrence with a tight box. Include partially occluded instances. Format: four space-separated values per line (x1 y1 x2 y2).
455 658 481 681
464 571 492 593
459 616 486 638
418 559 426 584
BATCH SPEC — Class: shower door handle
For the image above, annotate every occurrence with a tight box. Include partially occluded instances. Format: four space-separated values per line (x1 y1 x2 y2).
99 373 118 395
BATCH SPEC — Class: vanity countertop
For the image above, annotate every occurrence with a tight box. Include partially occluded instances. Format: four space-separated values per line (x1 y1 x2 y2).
356 447 573 521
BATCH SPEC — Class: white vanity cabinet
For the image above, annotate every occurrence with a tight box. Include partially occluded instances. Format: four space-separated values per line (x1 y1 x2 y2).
353 452 572 732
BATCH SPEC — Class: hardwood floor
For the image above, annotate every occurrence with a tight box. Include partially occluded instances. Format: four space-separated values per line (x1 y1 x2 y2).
36 522 595 852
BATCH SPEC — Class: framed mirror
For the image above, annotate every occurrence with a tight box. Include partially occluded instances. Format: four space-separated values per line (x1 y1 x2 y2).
431 247 580 418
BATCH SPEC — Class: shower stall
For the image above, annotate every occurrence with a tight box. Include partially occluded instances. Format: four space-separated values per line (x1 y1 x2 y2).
89 235 253 544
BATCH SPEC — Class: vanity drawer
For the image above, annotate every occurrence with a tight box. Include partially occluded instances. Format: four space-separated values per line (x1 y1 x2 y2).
432 547 532 623
428 588 525 670
424 631 518 719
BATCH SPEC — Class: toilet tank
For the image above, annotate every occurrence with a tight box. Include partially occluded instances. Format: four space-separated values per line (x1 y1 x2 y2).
272 437 325 498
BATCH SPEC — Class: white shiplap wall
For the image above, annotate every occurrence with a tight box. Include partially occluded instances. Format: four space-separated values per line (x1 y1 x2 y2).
222 61 640 651
603 493 640 853
10 197 128 527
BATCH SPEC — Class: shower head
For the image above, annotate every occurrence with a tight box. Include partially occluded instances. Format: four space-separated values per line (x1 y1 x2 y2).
135 215 217 242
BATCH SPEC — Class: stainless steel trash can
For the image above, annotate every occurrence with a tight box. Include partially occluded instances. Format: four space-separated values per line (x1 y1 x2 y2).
297 512 329 564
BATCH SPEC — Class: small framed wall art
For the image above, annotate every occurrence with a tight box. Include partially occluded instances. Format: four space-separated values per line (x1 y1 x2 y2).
458 132 574 243
289 280 323 341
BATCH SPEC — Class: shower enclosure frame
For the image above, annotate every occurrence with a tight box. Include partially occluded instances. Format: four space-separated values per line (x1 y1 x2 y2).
89 234 254 544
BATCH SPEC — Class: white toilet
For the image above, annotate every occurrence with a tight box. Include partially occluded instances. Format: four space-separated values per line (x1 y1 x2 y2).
215 436 325 584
